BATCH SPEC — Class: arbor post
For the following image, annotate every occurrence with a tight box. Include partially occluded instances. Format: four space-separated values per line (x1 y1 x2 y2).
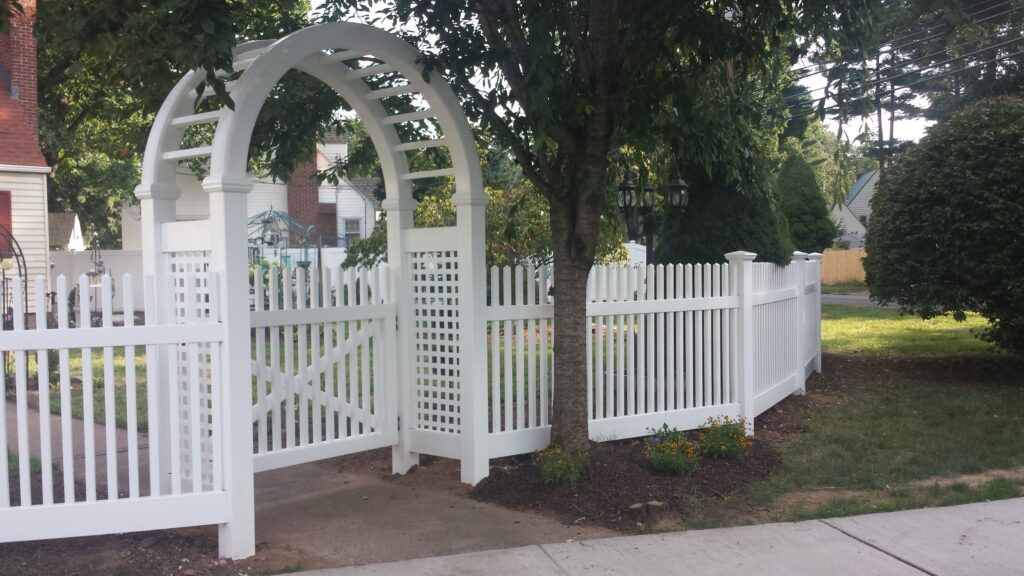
726 251 756 435
204 175 256 559
383 196 419 474
134 182 179 496
807 252 823 373
457 198 489 484
792 251 807 395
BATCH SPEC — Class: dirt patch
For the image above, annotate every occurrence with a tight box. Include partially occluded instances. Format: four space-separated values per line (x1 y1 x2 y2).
0 526 306 576
471 438 779 533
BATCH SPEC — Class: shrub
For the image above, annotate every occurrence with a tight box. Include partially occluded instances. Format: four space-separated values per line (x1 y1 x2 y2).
864 96 1024 354
535 445 587 487
643 424 699 475
697 416 752 459
776 151 838 253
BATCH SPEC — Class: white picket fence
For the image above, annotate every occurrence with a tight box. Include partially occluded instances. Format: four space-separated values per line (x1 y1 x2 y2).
0 252 820 548
482 252 821 457
0 273 228 542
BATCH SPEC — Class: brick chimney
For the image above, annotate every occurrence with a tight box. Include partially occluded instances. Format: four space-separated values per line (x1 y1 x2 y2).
0 0 40 146
287 158 338 248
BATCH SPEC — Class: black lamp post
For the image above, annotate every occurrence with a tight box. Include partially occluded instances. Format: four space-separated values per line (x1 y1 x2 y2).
617 170 689 264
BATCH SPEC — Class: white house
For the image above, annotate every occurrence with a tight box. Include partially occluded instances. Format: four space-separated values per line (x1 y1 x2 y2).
315 136 380 247
830 168 879 249
47 212 86 252
122 138 379 251
0 1 51 306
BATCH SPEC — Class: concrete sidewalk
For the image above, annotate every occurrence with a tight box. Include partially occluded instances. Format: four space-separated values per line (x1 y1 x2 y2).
294 498 1024 576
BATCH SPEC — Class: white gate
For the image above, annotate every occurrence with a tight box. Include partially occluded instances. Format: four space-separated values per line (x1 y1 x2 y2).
249 266 397 472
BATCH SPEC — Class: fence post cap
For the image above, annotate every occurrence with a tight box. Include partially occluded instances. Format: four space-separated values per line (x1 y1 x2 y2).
806 252 823 261
792 251 808 259
724 251 757 262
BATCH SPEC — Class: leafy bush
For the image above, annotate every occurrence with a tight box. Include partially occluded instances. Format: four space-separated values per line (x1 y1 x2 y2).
643 424 699 474
697 416 752 459
656 165 794 265
776 152 837 253
535 445 587 487
864 96 1024 354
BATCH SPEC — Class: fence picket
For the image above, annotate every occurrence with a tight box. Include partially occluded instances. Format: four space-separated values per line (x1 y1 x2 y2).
359 267 371 435
636 267 646 414
322 267 336 441
184 273 202 494
57 276 75 502
13 280 30 505
143 276 159 497
489 267 500 432
585 270 594 419
526 263 537 428
283 267 295 447
656 264 666 412
626 266 637 416
0 279 6 507
502 266 513 430
538 264 549 426
311 267 322 444
33 279 53 504
604 266 614 418
122 275 140 499
209 273 223 493
703 264 713 408
255 268 267 455
722 264 731 404
78 274 98 501
297 270 309 445
514 265 525 430
100 275 118 499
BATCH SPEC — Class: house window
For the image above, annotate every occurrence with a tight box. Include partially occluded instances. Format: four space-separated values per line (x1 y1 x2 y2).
343 218 361 247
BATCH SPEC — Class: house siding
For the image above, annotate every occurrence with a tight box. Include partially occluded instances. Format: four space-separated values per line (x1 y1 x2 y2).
846 172 878 222
0 170 49 303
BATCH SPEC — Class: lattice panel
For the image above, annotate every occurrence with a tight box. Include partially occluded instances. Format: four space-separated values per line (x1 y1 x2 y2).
410 251 462 434
167 250 216 491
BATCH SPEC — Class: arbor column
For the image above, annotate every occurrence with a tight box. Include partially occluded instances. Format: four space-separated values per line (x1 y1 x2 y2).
203 174 256 559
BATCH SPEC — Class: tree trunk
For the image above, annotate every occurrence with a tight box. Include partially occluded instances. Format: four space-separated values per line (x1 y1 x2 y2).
548 167 606 454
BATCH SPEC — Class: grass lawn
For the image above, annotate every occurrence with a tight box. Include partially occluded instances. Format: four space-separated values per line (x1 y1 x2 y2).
822 304 994 356
743 303 1024 521
821 282 867 295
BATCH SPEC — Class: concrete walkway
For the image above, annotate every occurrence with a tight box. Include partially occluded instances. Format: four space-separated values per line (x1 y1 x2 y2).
294 498 1024 576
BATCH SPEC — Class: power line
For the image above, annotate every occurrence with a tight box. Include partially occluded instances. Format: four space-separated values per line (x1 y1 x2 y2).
789 1 1024 79
786 47 1024 120
785 30 1024 102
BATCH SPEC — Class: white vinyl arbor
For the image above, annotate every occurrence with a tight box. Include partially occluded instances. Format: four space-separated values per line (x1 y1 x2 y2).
136 22 488 557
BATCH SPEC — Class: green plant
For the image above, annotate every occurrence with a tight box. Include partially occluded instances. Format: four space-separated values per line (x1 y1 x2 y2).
697 416 752 459
864 96 1024 354
643 424 699 475
535 445 587 487
776 148 838 253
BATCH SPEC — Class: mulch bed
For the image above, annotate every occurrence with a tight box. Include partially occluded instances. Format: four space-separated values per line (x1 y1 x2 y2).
471 438 780 533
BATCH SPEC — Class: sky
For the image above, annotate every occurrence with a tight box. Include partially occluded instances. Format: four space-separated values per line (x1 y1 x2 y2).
797 61 935 143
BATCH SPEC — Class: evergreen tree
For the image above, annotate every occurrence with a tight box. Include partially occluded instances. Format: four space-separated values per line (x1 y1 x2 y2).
776 152 838 253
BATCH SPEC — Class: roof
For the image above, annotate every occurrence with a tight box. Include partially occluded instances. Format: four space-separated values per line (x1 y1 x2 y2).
346 177 382 202
48 213 79 246
0 84 46 167
844 169 879 206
